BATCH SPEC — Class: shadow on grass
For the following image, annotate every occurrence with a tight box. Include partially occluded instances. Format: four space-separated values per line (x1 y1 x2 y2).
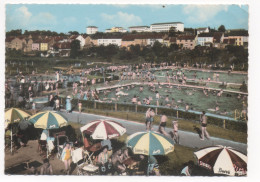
193 125 202 138
5 160 42 175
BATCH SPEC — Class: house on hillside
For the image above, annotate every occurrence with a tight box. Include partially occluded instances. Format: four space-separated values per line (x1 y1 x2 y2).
97 34 123 46
163 37 170 47
69 35 86 49
197 33 214 46
5 36 26 50
32 40 40 51
176 35 197 50
86 26 98 35
39 39 49 51
50 42 71 57
121 35 136 48
23 35 33 52
121 33 167 48
84 36 98 48
196 27 209 35
76 35 86 49
226 30 248 47
5 36 15 50
146 34 166 46
213 32 224 48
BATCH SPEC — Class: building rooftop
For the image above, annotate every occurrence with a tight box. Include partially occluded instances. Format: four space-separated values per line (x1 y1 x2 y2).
122 33 166 41
226 30 248 36
129 26 149 28
198 33 215 37
177 35 196 40
151 22 183 25
87 26 98 28
197 27 208 31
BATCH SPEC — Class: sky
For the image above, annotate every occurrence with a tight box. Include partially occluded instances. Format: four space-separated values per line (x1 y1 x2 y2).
5 4 248 33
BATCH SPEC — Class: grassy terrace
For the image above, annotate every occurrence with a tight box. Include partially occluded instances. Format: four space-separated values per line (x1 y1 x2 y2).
76 108 247 144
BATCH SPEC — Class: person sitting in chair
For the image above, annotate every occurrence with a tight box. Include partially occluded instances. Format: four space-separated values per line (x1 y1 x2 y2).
111 149 126 175
97 146 112 175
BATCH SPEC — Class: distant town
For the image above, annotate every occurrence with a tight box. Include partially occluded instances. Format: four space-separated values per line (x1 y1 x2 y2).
5 21 248 58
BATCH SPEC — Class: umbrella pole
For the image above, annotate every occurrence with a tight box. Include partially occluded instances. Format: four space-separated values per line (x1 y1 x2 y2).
147 155 149 176
11 127 13 155
47 130 49 158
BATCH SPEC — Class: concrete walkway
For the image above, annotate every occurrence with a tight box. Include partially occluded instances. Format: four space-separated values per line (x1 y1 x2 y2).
44 107 247 154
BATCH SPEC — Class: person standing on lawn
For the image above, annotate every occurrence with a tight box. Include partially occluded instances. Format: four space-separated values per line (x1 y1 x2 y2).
200 111 210 140
78 101 82 113
145 108 151 131
158 113 171 138
61 143 72 174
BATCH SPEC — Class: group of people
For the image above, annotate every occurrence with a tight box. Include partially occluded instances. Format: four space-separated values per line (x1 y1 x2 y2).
145 108 210 143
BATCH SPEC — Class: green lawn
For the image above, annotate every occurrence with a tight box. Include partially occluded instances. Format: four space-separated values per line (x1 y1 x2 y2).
79 108 247 144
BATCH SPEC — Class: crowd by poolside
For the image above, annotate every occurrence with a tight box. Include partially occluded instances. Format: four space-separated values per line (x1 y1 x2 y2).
5 62 248 176
5 61 248 122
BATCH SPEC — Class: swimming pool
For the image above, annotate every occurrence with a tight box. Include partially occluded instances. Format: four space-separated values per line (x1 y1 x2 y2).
98 84 247 118
155 69 248 84
33 97 48 104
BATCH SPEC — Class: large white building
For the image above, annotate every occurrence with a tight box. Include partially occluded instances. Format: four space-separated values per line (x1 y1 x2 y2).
86 26 98 35
150 22 184 32
129 26 150 32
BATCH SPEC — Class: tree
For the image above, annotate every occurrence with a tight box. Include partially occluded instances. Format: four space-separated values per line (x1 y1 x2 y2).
218 25 226 32
169 27 176 37
70 40 80 58
169 43 179 51
152 41 163 57
104 44 118 58
130 44 141 56
6 29 22 36
68 31 79 35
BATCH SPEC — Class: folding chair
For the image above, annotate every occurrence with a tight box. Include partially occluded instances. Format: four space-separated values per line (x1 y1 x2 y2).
72 148 99 175
38 140 47 156
83 137 101 165
55 135 68 159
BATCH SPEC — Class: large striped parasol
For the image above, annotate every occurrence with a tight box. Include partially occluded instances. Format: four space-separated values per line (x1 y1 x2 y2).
5 108 31 128
28 111 68 129
80 119 126 140
126 131 174 156
194 145 247 176
5 108 31 154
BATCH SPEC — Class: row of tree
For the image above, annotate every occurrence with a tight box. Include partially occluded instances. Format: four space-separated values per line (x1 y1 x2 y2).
6 29 82 37
6 25 227 37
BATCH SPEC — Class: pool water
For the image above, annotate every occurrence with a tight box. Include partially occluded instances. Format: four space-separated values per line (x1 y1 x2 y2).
155 69 248 84
98 85 247 118
33 97 48 103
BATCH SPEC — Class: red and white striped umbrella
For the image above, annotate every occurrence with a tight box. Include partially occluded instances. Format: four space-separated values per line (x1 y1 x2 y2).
194 145 247 176
80 119 126 140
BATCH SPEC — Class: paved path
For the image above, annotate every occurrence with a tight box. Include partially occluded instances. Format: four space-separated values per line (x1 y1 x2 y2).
44 107 247 154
